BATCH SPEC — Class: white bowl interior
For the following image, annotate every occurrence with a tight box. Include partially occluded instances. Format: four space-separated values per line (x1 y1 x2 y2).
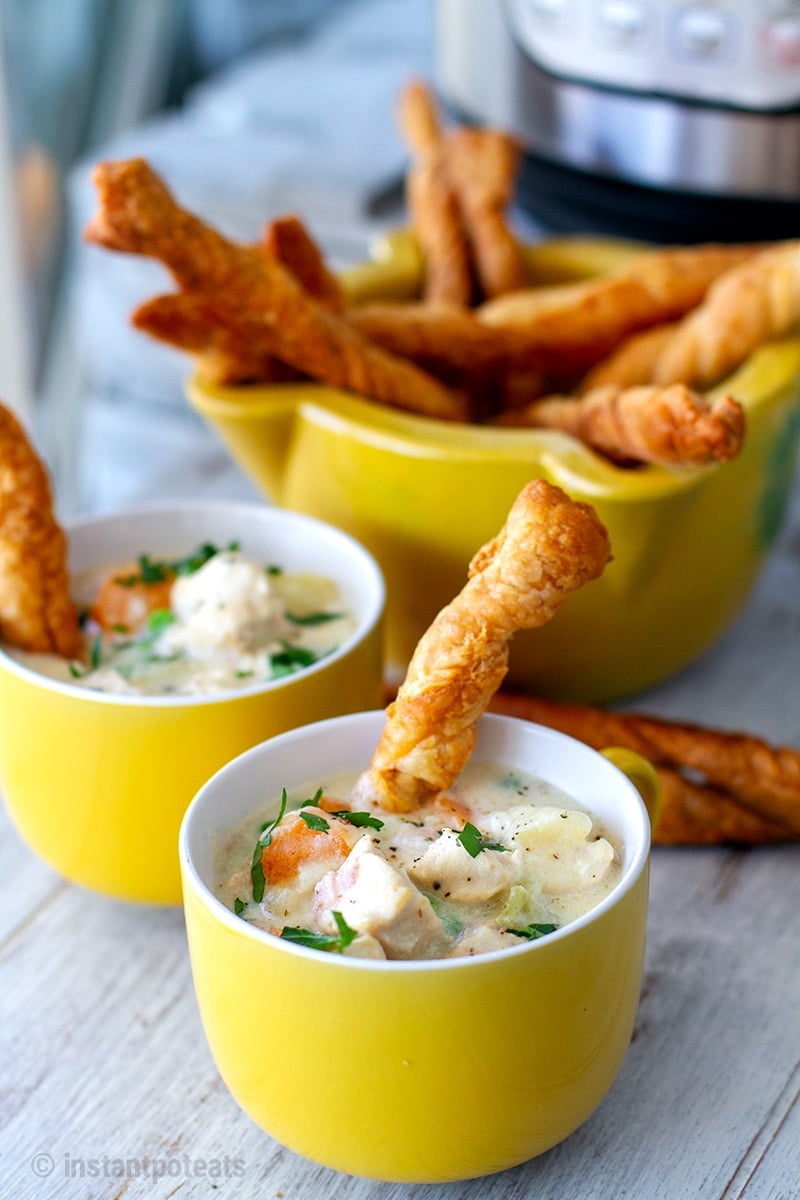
182 710 650 916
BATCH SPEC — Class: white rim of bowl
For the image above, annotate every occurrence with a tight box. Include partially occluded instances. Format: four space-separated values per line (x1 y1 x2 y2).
179 711 652 974
0 500 385 708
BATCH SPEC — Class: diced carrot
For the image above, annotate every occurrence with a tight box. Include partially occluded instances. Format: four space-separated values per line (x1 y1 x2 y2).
91 564 175 633
261 814 351 885
317 794 349 813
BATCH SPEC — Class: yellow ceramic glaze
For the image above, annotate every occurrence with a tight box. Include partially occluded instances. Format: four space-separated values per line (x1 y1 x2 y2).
180 712 654 1182
0 503 384 904
187 234 800 702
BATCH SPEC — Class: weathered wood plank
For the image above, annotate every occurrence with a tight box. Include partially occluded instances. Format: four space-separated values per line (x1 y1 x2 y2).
2 836 798 1200
0 804 64 945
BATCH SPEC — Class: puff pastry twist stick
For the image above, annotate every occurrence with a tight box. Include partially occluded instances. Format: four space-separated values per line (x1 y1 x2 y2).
0 402 81 657
398 80 473 307
362 480 611 812
444 126 527 299
651 241 800 388
497 383 745 467
578 324 679 393
260 214 345 313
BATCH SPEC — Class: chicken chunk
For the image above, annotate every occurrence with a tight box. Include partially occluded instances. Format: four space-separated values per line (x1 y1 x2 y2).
408 828 515 904
312 837 446 959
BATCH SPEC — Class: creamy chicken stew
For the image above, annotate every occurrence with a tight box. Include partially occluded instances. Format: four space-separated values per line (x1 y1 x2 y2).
216 761 621 960
10 543 356 696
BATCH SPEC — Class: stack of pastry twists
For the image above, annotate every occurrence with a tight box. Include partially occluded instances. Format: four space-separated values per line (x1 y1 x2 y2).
360 479 611 812
84 81 800 467
86 117 800 470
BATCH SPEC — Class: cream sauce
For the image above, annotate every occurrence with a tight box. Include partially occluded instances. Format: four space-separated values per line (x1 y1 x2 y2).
8 549 356 696
215 761 621 960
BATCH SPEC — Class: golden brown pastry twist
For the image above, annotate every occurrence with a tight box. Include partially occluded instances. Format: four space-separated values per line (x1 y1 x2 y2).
496 383 745 467
0 402 81 658
362 480 611 811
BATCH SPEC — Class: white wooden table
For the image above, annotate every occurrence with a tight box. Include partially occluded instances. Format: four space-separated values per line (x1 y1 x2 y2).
2 437 800 1200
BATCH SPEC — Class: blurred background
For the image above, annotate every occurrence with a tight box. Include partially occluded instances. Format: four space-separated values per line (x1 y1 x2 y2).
0 0 432 514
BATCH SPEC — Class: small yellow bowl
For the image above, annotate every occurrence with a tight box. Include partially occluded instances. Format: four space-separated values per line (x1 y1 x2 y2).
180 710 655 1183
187 234 800 702
0 501 385 904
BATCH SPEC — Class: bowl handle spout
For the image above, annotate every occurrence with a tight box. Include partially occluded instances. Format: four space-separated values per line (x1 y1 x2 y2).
601 747 662 830
185 379 301 503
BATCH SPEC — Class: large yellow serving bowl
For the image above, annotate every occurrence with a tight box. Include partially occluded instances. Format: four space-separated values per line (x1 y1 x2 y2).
187 234 800 702
0 501 384 904
180 710 656 1183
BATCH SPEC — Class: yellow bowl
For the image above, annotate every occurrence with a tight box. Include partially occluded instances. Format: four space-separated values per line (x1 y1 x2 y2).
0 501 385 904
180 709 655 1183
187 233 800 702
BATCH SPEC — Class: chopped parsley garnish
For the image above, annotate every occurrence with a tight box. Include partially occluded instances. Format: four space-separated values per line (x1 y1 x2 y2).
250 845 266 905
71 631 104 676
146 608 177 636
90 632 102 668
330 810 384 831
250 789 289 902
285 611 344 626
291 787 324 809
280 911 357 954
456 822 509 858
233 897 246 916
506 923 558 941
113 542 240 588
114 555 169 587
172 541 238 576
269 643 318 677
299 811 330 832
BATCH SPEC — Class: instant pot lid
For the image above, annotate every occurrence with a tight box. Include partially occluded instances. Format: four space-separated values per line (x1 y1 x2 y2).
436 0 800 242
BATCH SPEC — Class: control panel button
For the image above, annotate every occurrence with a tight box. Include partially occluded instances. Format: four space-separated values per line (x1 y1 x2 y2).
595 0 654 52
521 0 571 22
668 5 738 63
677 9 729 55
598 0 645 36
508 0 575 41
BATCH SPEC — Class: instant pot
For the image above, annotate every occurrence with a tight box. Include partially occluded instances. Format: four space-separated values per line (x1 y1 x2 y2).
436 0 800 241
